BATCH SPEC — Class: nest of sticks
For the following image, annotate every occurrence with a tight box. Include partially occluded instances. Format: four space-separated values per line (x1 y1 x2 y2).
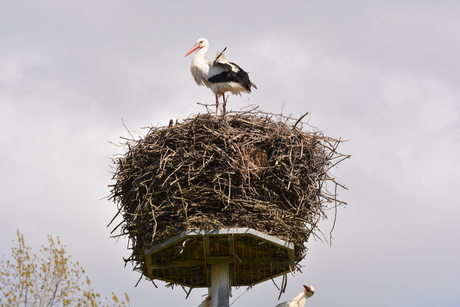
108 110 349 280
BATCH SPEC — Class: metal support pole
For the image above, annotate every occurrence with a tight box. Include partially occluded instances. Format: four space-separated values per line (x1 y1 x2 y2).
210 263 230 307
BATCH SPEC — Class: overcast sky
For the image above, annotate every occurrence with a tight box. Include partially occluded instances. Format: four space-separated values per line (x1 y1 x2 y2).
1 1 459 306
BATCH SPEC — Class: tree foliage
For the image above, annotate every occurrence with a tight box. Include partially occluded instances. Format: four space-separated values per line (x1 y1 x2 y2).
0 231 131 307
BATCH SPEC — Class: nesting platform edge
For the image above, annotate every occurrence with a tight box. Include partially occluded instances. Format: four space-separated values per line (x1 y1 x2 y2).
144 228 295 288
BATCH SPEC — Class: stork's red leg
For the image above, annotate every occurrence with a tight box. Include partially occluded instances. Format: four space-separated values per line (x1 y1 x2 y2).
215 93 219 115
222 94 227 115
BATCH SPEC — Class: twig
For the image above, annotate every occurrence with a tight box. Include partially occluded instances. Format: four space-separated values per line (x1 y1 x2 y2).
293 112 309 128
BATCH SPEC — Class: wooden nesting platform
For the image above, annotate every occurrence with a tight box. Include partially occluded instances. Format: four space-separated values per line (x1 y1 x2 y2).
144 228 294 288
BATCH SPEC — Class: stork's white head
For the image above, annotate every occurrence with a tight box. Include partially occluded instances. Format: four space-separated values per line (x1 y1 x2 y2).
185 38 209 57
303 285 315 298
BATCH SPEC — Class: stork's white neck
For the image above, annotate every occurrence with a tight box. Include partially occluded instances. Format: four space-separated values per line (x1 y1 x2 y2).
193 45 209 62
292 291 308 305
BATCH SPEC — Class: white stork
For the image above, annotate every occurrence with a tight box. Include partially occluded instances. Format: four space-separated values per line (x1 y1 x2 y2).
185 38 257 115
197 296 211 307
275 285 315 307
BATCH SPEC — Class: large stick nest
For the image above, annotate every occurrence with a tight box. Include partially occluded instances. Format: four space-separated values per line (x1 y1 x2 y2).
109 110 349 280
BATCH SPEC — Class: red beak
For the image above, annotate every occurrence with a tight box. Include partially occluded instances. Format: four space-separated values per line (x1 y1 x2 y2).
303 285 311 292
185 44 200 57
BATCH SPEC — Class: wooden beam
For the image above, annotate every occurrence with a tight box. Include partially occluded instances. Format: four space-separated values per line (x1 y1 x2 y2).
147 256 291 269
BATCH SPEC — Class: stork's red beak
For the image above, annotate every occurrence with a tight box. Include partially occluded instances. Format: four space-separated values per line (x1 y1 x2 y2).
185 44 200 57
303 285 315 297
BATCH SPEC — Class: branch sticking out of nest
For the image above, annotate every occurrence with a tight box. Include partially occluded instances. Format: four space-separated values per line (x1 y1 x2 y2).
108 110 349 281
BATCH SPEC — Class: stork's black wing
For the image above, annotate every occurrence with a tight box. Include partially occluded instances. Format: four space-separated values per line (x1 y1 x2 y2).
208 62 253 92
